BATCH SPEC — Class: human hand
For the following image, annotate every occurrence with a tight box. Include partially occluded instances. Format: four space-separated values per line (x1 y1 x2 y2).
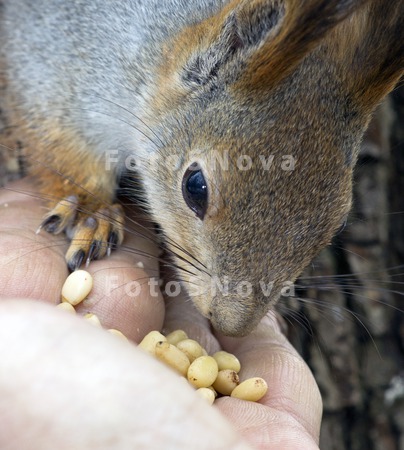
0 179 322 449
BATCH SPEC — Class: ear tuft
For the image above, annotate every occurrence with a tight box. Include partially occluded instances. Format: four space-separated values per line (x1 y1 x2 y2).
236 1 284 47
182 14 244 87
181 1 284 88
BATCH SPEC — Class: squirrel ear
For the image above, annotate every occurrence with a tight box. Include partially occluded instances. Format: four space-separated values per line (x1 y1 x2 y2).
181 1 282 87
181 0 365 89
181 13 244 87
334 2 404 113
161 0 402 111
231 0 368 91
231 0 403 106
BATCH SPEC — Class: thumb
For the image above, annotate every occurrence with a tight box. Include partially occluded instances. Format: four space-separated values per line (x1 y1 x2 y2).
216 311 323 445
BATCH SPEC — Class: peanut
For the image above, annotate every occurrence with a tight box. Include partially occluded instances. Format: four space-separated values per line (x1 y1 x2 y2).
213 351 241 373
155 341 190 376
176 339 205 363
61 269 93 305
212 369 240 396
231 377 268 402
187 356 218 388
165 329 188 345
138 331 167 355
195 387 215 405
56 302 76 314
107 329 128 341
84 313 101 327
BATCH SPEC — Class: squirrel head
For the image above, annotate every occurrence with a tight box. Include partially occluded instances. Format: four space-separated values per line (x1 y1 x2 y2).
139 0 404 336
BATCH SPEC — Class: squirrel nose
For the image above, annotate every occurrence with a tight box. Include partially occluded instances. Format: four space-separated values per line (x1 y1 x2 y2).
210 308 260 337
209 293 269 337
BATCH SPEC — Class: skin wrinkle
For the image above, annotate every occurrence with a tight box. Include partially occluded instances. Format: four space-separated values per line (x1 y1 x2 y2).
267 353 322 438
239 347 322 438
217 398 320 449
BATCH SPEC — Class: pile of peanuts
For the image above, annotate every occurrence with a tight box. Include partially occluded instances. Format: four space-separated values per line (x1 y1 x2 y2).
58 269 268 405
138 329 268 404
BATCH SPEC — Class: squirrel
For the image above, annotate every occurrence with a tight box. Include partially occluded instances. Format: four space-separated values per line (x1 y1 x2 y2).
1 0 403 336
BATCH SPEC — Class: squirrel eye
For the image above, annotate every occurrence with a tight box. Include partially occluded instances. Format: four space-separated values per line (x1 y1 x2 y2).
182 163 208 220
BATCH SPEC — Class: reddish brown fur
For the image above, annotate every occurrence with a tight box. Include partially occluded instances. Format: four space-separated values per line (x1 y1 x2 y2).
19 120 117 210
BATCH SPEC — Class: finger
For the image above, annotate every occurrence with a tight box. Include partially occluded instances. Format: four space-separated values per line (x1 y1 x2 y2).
0 299 252 450
74 240 165 342
0 179 165 341
215 311 323 446
0 180 68 302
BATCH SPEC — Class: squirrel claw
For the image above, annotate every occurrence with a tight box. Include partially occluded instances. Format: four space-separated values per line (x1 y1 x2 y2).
61 203 125 270
67 249 85 272
38 195 78 235
86 240 102 265
38 196 125 270
37 214 63 234
107 231 119 256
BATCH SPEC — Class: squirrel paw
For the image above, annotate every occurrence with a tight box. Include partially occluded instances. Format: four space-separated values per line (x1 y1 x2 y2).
38 197 125 271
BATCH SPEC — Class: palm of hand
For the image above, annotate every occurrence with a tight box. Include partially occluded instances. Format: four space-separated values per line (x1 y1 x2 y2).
0 180 321 449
